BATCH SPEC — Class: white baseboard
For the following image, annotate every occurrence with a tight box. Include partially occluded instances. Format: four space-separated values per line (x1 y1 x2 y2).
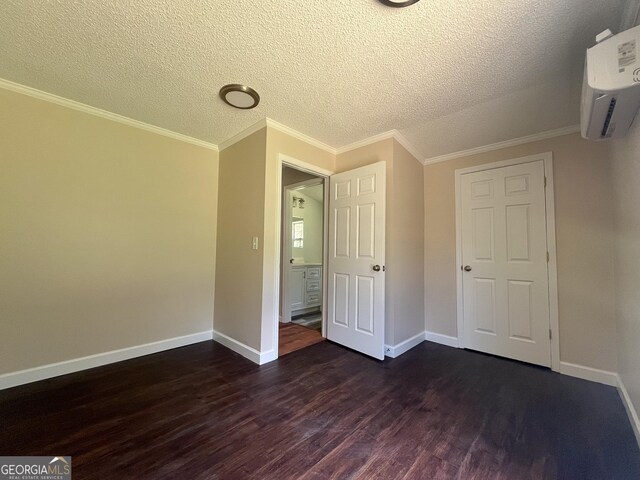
425 331 460 348
385 332 425 358
212 330 276 365
558 361 618 387
617 374 640 447
0 330 213 391
260 349 278 364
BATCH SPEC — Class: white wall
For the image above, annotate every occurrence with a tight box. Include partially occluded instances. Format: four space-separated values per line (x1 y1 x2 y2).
289 187 323 264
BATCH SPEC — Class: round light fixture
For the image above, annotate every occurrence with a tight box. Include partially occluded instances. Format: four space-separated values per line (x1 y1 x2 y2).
378 0 421 7
219 84 260 110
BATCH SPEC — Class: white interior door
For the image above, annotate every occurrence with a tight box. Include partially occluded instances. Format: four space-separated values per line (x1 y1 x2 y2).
327 162 385 360
460 160 551 367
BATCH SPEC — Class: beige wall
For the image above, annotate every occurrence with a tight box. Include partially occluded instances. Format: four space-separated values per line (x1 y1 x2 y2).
424 133 617 371
217 129 424 355
0 88 218 375
391 140 425 344
336 138 425 347
609 122 640 422
214 128 267 350
215 127 335 355
3 81 620 380
262 127 336 351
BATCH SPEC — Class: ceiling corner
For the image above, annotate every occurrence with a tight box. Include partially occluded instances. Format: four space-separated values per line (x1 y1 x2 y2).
391 130 424 165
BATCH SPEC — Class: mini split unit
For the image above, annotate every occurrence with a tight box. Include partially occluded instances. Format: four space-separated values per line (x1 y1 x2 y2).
581 25 640 140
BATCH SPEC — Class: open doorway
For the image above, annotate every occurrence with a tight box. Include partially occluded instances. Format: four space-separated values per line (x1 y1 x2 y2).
272 157 386 361
279 166 326 356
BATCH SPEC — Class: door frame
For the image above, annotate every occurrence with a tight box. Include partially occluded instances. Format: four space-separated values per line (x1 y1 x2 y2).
273 153 332 359
282 177 325 324
454 152 560 372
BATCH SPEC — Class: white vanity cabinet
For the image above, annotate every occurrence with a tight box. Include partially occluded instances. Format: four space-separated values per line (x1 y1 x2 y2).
290 265 322 314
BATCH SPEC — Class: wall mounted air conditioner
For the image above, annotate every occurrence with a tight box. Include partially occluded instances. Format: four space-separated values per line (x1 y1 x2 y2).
581 25 640 140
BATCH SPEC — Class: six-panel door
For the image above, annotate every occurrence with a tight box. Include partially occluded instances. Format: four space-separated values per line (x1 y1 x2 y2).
460 160 551 367
327 162 386 360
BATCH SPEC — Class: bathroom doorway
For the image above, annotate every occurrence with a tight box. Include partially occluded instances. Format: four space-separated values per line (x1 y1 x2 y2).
279 165 326 356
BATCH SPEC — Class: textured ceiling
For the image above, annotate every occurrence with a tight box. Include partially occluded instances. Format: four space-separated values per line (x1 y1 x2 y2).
0 0 627 159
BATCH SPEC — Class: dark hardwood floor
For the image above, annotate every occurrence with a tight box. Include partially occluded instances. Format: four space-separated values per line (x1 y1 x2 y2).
1 340 639 479
279 322 324 356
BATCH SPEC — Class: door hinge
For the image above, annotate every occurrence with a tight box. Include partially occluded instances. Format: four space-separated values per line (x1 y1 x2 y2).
547 252 550 262
544 176 547 188
549 329 552 340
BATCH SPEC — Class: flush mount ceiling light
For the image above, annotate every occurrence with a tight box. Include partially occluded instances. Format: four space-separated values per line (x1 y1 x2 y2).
378 0 421 7
219 84 260 109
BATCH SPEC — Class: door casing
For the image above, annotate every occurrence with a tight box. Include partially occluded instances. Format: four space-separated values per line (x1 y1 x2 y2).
454 152 560 372
274 154 332 360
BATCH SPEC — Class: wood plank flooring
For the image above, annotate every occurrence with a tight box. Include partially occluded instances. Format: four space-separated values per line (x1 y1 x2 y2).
1 340 639 479
279 322 324 356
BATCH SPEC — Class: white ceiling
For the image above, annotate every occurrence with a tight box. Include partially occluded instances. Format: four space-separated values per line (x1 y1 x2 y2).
0 0 628 159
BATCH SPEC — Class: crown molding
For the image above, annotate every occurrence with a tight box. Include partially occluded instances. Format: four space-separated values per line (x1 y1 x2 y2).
265 118 336 154
392 130 424 164
218 117 336 154
421 125 581 166
0 78 219 152
2 77 580 166
218 118 268 151
336 130 395 155
336 129 424 164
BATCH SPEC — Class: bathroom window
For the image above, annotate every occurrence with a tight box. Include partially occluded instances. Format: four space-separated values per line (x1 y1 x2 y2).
292 220 304 248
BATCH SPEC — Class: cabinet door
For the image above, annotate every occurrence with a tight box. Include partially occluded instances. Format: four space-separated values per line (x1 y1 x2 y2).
306 291 322 308
306 279 321 292
290 267 306 311
307 267 321 279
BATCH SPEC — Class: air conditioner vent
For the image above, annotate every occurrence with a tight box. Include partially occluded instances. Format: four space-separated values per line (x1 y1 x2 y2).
601 97 617 137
